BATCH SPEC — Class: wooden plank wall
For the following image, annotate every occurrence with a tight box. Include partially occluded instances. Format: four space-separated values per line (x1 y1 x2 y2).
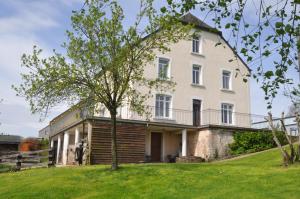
90 120 146 164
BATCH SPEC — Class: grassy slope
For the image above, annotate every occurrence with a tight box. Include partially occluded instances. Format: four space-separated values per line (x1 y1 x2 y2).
1 149 300 199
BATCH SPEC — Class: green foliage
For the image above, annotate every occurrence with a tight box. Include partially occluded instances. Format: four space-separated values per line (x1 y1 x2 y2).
39 139 49 149
13 0 191 118
0 164 12 173
229 131 288 155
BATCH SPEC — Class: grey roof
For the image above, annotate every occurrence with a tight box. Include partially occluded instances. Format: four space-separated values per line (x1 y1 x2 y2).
0 135 22 144
180 13 220 34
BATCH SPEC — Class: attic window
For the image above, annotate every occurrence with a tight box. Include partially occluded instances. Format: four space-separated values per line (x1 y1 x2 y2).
192 36 200 53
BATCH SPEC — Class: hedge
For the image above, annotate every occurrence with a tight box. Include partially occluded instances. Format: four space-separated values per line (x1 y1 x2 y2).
229 131 288 155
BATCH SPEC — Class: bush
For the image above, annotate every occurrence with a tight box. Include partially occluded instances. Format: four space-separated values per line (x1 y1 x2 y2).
229 131 288 155
0 164 12 173
39 139 49 149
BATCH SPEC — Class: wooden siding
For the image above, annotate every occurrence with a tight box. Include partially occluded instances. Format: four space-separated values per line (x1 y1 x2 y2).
90 120 146 164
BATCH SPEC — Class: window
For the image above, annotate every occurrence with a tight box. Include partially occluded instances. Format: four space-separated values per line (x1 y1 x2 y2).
192 36 200 53
222 70 231 90
158 58 170 79
221 103 233 124
155 94 172 119
192 65 201 85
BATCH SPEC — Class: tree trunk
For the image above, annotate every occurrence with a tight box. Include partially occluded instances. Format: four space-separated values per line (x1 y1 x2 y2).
280 116 295 162
272 135 290 166
110 110 118 170
267 113 290 166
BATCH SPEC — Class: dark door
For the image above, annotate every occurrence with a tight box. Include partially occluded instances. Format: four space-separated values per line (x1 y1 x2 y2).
151 132 162 162
193 99 201 126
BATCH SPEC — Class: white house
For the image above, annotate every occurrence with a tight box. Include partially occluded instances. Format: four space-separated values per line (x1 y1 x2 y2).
43 13 263 165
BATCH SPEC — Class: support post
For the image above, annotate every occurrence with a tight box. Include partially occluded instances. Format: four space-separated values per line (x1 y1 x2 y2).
16 154 22 171
48 148 55 167
62 131 70 165
86 122 92 165
56 135 61 164
50 139 54 148
75 127 80 146
182 129 187 157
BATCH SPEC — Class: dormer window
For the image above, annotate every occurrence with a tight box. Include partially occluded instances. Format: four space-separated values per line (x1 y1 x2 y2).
192 36 200 53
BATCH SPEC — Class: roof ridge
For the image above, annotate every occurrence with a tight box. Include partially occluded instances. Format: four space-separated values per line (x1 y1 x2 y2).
180 12 218 33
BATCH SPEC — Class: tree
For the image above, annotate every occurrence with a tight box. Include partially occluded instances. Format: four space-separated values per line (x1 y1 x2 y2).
266 112 300 166
13 0 190 170
286 103 300 116
163 0 299 109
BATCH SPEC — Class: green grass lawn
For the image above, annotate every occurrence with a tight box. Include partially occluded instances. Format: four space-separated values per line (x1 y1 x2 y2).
1 149 300 199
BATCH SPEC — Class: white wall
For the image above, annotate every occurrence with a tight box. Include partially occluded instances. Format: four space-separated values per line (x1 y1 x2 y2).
58 28 251 128
142 29 251 123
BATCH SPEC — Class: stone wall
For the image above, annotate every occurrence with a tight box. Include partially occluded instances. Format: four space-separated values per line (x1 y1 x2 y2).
188 129 234 161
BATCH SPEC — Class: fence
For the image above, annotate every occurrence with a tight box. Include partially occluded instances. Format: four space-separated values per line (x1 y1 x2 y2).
126 106 193 126
0 148 55 172
201 109 267 129
118 106 267 129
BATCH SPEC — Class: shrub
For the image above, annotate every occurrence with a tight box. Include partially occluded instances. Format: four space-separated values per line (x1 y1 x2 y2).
229 131 288 155
39 139 49 149
0 164 12 173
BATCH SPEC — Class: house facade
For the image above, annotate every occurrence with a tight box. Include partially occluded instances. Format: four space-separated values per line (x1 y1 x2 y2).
39 125 51 139
45 14 261 166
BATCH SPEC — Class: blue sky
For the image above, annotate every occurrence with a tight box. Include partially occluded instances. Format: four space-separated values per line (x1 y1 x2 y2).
0 0 297 137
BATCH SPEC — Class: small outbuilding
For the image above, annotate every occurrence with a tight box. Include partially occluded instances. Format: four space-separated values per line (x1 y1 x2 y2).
0 134 22 155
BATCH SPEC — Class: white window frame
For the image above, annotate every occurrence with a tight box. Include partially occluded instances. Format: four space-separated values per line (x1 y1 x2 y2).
192 36 201 54
222 70 232 90
192 64 202 85
158 57 170 80
155 94 172 119
221 103 234 125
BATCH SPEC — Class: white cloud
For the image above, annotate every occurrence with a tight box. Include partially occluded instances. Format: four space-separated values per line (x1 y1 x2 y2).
59 0 84 6
0 35 52 80
0 0 74 137
0 13 58 34
0 1 61 34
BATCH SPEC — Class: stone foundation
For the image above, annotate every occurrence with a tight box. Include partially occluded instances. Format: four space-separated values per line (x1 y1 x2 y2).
188 128 234 161
176 156 205 163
